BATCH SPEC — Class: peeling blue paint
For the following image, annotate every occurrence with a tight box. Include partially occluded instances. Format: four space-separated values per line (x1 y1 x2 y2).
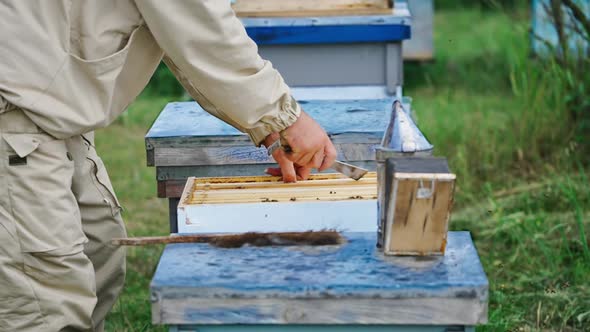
151 232 488 299
146 100 392 139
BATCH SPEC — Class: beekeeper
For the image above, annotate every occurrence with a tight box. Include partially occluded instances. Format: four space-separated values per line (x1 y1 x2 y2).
0 1 337 331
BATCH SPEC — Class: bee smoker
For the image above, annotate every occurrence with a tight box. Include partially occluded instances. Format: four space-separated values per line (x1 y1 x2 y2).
375 100 433 252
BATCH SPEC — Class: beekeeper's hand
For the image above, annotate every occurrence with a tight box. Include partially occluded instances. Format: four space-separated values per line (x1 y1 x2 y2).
263 111 337 182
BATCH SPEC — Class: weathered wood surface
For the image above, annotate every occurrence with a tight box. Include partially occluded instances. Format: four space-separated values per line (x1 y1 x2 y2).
233 0 392 17
157 179 185 198
155 297 481 325
239 6 409 28
156 161 377 181
146 100 389 140
380 158 456 256
145 100 388 167
151 231 488 325
153 143 378 167
387 179 454 255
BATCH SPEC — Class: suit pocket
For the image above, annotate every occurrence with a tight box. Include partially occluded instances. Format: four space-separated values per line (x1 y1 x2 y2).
3 133 87 253
68 25 140 75
84 143 122 217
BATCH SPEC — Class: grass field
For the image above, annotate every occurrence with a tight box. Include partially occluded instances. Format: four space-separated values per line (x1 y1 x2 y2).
100 5 589 332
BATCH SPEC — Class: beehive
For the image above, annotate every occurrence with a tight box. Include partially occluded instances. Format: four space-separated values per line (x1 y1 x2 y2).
177 173 378 234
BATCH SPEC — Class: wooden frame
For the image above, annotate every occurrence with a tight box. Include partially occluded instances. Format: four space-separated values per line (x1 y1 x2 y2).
177 173 378 234
232 0 393 17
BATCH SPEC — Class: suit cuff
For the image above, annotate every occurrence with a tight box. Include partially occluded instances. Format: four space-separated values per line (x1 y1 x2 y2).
247 95 301 146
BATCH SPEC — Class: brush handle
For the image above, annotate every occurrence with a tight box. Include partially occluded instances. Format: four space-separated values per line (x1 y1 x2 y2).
112 234 213 246
112 231 343 247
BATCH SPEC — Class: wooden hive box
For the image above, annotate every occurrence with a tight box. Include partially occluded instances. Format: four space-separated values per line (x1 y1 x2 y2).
378 157 456 255
232 0 393 17
177 173 378 234
146 99 390 200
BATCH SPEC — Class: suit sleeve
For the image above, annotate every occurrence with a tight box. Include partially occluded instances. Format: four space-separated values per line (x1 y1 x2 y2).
135 0 300 146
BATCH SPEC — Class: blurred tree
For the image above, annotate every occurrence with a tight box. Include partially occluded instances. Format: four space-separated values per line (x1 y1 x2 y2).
143 62 185 97
536 0 590 155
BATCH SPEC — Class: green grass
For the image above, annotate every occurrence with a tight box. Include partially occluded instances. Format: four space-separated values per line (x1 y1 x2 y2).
99 6 589 332
453 170 590 330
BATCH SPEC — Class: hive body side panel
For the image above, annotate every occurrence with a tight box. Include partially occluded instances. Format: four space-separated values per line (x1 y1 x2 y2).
386 178 454 255
178 200 377 234
153 297 485 325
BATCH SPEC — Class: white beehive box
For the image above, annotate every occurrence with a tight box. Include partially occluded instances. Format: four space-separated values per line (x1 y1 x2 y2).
177 173 377 234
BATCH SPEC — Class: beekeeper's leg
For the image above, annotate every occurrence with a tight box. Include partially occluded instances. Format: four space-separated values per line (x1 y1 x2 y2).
0 109 96 332
67 132 127 332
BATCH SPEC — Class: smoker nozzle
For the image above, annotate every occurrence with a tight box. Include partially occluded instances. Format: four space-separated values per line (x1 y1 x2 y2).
376 100 433 160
